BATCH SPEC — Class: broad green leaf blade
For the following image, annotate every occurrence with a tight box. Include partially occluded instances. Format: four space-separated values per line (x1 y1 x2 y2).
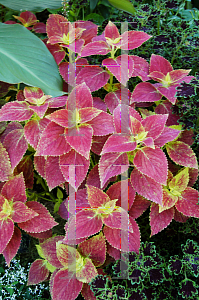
0 23 63 97
90 0 99 11
0 0 62 12
107 0 136 15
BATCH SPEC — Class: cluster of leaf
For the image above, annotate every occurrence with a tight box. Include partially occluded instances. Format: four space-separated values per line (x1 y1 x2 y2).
90 240 199 299
98 0 199 190
0 6 199 300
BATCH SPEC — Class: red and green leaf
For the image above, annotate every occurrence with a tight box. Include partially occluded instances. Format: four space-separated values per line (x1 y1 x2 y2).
2 226 21 267
77 232 106 267
175 187 199 218
130 168 163 205
150 203 174 236
27 259 49 285
133 146 168 185
0 142 12 182
18 201 58 233
166 141 198 169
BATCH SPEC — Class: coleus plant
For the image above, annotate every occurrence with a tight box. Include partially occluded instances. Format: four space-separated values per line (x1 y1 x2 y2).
0 12 198 300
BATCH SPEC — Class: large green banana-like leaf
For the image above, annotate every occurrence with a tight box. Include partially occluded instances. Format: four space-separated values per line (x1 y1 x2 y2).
107 0 136 15
0 0 62 12
0 23 63 97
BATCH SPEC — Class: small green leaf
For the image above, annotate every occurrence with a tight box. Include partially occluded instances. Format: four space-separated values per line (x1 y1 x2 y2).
54 201 61 213
107 0 136 15
90 0 99 11
36 244 46 259
57 188 63 199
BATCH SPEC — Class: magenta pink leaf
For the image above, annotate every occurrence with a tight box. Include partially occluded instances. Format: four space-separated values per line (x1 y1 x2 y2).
29 229 52 242
59 62 76 86
93 97 107 112
76 21 98 45
2 128 28 170
0 142 12 182
154 127 181 147
174 207 189 223
149 71 166 82
150 203 174 236
81 283 97 300
77 232 106 267
105 21 120 40
12 201 38 223
63 188 90 216
106 179 136 211
29 103 49 118
46 43 65 64
175 187 199 218
91 135 110 155
149 54 173 75
81 41 110 56
0 218 14 253
120 31 152 50
27 259 49 285
102 208 132 231
0 122 22 144
169 69 191 83
24 118 50 149
67 83 93 110
113 104 142 134
13 11 37 26
59 150 89 190
166 141 198 169
46 109 72 128
65 125 93 160
129 194 150 219
18 201 58 233
99 152 129 189
155 84 179 104
34 156 46 179
36 122 71 156
46 14 69 43
155 100 180 126
106 241 121 260
177 129 195 146
79 107 101 124
41 236 63 269
103 217 140 253
130 168 163 205
45 156 66 191
188 168 198 187
141 114 168 140
33 22 46 33
102 55 134 86
86 185 110 208
0 101 33 121
66 210 103 240
86 165 101 189
130 55 150 81
2 226 21 267
46 96 68 108
76 66 110 92
133 146 168 185
87 111 114 136
104 88 131 114
1 173 26 203
13 154 34 189
52 268 83 300
130 82 162 104
101 134 136 154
